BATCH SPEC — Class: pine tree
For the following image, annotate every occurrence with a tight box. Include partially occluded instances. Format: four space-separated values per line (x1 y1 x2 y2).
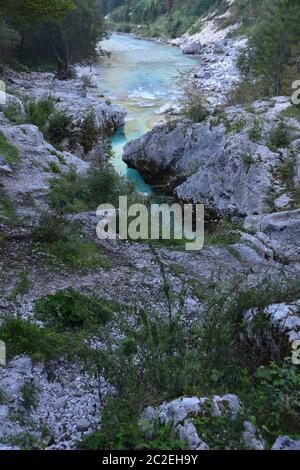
247 0 300 95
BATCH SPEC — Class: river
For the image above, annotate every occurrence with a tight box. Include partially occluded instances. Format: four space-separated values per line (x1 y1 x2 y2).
93 33 199 193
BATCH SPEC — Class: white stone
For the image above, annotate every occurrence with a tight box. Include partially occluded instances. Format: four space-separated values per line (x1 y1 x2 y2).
242 421 265 450
0 405 9 419
76 418 90 432
272 436 300 451
177 421 209 450
274 194 292 210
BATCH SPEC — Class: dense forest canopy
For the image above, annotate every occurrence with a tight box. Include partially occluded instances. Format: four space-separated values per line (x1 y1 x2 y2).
0 0 104 76
102 0 223 37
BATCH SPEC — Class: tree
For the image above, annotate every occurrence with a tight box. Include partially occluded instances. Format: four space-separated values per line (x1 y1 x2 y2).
0 0 104 76
244 0 300 95
0 0 75 63
0 0 75 27
48 0 104 78
0 17 20 60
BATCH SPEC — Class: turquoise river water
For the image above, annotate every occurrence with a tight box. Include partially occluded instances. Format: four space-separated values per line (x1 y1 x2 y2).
93 33 199 193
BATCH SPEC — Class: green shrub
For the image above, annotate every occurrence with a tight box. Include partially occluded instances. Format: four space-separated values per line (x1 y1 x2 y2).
11 432 43 450
79 260 300 450
276 157 300 208
3 100 24 124
20 381 38 410
0 189 15 223
15 96 72 148
46 109 71 146
79 109 99 154
9 271 32 300
229 119 246 134
32 212 112 270
0 319 72 361
25 96 56 130
47 165 135 214
0 132 19 164
35 288 114 330
249 118 262 142
282 105 300 122
241 364 300 443
205 220 241 246
277 158 294 196
81 398 186 450
269 122 290 150
48 160 61 174
194 412 247 450
0 388 8 404
229 78 269 106
176 70 208 123
242 153 255 167
198 279 300 390
42 235 110 269
0 318 95 363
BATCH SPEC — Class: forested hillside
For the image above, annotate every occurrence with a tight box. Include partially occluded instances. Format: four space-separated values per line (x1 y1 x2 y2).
103 0 223 36
0 0 104 76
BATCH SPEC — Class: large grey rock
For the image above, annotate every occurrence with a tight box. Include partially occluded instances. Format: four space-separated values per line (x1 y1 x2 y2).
274 194 293 211
142 394 241 428
0 93 25 117
272 436 300 450
244 209 300 263
123 110 287 218
8 71 126 133
0 121 89 214
210 394 241 418
123 120 225 192
0 421 23 442
141 394 242 450
53 397 67 410
245 301 300 343
0 444 20 450
76 418 90 432
0 405 9 419
177 421 209 450
239 232 274 260
176 133 280 217
242 421 265 450
0 374 26 397
292 140 300 185
182 41 202 55
158 397 204 426
10 357 32 375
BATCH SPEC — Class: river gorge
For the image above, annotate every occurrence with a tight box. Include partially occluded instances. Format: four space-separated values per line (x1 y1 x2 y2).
93 33 199 192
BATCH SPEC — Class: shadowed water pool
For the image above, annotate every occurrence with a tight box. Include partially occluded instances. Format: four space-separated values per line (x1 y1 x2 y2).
93 34 199 193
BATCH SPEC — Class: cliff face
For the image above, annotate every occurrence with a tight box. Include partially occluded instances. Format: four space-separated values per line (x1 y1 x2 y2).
124 97 300 216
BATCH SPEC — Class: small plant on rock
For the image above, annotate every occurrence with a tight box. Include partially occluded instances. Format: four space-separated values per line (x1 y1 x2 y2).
269 122 290 150
176 70 208 123
20 380 38 410
35 288 115 330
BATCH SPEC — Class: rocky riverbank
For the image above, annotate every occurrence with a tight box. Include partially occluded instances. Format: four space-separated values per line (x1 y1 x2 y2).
0 3 300 450
123 95 300 266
